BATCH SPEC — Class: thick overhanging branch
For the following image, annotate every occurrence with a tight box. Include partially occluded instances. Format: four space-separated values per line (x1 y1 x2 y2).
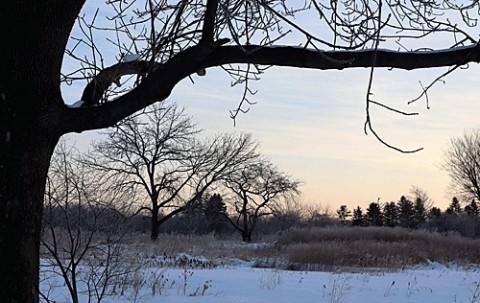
61 43 480 134
204 43 480 70
61 44 209 133
81 61 162 106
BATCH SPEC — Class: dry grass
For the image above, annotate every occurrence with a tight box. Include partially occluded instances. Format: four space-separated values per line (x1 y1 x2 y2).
122 232 282 262
123 227 480 271
42 227 480 271
277 226 480 270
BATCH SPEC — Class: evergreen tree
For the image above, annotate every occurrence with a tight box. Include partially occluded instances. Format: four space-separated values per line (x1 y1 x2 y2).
352 206 366 227
446 197 462 215
428 207 442 219
413 197 427 228
366 202 383 226
397 196 415 229
203 193 229 234
464 200 479 217
179 195 204 233
383 201 398 227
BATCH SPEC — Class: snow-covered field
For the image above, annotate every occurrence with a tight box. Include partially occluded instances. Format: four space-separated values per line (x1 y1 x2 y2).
41 258 480 303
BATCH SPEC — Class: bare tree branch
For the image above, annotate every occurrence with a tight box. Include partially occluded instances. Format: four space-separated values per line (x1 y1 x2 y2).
81 60 162 106
63 42 480 135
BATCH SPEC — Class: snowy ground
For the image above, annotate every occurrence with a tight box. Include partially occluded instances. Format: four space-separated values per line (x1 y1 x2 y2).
41 258 480 303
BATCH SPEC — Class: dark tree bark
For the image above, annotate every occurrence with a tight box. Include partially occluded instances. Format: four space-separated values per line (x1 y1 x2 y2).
0 134 59 303
0 2 84 302
1 0 480 302
150 205 160 241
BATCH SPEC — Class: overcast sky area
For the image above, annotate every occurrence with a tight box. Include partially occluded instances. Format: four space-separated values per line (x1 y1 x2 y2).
63 2 480 212
66 63 480 212
173 64 480 211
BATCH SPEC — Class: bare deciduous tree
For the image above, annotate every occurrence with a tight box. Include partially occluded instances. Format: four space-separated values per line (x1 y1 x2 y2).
224 159 301 242
2 1 480 301
443 129 480 202
85 103 258 240
41 142 133 303
410 186 433 211
336 205 352 224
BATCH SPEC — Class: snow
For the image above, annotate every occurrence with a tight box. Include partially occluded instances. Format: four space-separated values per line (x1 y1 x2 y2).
40 259 480 303
66 100 84 108
122 53 140 62
265 43 478 55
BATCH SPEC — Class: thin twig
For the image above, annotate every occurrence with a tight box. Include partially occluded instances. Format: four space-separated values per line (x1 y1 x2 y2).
364 0 423 154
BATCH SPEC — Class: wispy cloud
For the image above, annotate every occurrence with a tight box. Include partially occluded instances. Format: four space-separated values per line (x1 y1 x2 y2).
172 63 480 210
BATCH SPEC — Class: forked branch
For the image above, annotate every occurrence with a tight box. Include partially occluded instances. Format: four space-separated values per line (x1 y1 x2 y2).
81 60 162 106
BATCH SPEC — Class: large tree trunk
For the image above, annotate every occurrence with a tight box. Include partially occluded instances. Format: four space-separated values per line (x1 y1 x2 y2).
0 72 63 303
0 119 59 302
241 196 251 242
151 206 160 241
0 3 84 302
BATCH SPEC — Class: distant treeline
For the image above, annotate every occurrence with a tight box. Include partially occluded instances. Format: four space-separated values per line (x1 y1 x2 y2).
44 189 480 241
338 195 480 238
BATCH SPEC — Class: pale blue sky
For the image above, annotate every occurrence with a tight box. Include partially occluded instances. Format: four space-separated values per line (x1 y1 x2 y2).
66 61 480 212
169 64 480 211
63 2 480 212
